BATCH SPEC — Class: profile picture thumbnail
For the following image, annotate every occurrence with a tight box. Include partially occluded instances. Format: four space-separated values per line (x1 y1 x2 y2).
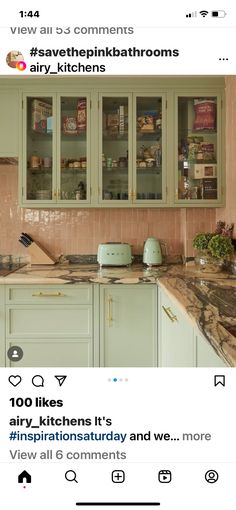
6 50 25 68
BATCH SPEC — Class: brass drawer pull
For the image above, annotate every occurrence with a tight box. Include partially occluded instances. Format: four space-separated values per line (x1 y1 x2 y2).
107 295 113 326
32 292 65 297
162 305 177 323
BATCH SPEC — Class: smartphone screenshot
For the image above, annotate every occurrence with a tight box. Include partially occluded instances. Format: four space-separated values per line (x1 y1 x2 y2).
0 2 235 508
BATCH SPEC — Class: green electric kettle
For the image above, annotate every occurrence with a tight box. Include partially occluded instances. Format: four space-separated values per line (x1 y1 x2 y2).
143 237 162 266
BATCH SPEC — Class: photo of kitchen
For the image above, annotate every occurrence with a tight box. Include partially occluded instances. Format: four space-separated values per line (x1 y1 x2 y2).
0 75 235 368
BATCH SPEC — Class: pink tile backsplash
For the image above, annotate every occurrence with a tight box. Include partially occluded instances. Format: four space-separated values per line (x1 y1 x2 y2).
0 163 218 259
0 164 186 257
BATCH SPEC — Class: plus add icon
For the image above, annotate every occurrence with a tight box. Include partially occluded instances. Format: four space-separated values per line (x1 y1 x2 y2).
111 470 125 483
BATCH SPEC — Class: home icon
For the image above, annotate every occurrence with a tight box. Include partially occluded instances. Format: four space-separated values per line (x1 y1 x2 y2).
18 470 31 483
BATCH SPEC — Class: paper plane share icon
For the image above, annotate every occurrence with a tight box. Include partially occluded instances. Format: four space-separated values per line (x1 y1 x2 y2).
54 375 67 386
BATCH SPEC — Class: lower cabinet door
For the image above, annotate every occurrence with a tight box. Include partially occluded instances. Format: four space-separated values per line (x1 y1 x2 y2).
0 286 5 367
100 285 157 367
6 339 92 367
158 287 195 367
196 331 227 367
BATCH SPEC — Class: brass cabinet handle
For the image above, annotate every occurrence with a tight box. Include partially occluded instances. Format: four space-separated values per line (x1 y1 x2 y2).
32 292 65 297
132 189 136 200
107 295 113 326
162 305 177 323
53 189 57 199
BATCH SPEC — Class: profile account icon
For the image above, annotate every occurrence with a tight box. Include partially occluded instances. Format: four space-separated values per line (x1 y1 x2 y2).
6 51 25 69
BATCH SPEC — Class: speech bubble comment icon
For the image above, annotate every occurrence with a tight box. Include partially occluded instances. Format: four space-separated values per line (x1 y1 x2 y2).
32 375 44 387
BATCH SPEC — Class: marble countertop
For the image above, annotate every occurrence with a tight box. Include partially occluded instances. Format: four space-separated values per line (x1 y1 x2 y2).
1 262 236 367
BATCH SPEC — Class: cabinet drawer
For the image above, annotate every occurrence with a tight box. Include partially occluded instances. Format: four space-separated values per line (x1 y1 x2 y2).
6 340 93 367
6 305 92 338
6 285 92 305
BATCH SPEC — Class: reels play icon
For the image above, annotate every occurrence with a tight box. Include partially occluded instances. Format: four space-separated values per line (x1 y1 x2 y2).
158 470 172 483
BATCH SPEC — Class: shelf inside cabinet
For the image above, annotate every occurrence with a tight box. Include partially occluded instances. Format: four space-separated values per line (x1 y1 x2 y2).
28 167 52 174
103 166 128 172
103 133 128 141
61 167 86 172
29 130 52 140
136 131 161 141
136 166 161 174
61 132 86 141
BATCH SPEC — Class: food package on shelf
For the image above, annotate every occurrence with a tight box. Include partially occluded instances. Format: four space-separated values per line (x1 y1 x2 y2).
188 143 200 160
77 98 86 131
63 116 77 135
200 142 215 161
137 112 155 132
193 99 216 131
107 113 119 127
31 99 52 133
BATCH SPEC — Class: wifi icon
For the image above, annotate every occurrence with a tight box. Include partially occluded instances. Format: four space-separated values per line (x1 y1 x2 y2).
199 10 209 17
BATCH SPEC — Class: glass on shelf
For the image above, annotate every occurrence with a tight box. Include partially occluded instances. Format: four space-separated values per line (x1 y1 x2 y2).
177 96 218 200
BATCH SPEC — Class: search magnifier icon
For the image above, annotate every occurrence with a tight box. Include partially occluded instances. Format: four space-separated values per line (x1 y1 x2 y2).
65 470 78 483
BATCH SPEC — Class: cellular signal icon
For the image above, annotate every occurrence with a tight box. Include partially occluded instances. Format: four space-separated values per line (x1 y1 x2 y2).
186 11 197 18
199 10 209 17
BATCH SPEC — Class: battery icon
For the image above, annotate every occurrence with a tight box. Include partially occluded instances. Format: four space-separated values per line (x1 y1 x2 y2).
211 10 227 17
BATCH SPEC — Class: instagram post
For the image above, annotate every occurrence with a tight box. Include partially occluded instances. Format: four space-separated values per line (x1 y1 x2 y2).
0 2 235 509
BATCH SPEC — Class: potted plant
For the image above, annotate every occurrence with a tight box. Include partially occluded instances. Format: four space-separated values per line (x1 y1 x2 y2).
193 232 234 272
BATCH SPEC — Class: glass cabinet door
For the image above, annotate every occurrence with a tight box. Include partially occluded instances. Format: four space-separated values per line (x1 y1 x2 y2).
59 96 89 202
177 96 218 202
135 96 164 202
26 96 54 201
100 96 130 202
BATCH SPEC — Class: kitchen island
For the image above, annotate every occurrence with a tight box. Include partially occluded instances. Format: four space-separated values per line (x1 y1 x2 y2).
0 262 236 367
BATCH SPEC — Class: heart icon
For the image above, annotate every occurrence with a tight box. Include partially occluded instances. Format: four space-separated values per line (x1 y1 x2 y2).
8 375 22 387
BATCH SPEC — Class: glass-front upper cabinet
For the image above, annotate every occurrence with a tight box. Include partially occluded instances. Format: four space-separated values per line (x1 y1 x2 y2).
99 95 131 203
22 94 90 205
25 96 54 202
176 95 221 203
59 96 89 202
134 95 165 202
99 94 166 205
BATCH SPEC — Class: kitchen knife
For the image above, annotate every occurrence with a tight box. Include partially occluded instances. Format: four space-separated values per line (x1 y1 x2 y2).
22 232 34 242
18 238 29 248
20 234 32 246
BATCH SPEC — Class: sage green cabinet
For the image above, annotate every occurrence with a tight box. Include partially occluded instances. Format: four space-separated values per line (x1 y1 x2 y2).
21 93 91 206
14 76 225 208
5 284 94 367
158 286 228 367
99 93 166 205
158 286 196 367
0 286 5 366
99 284 157 367
175 92 224 206
196 330 227 367
0 90 19 156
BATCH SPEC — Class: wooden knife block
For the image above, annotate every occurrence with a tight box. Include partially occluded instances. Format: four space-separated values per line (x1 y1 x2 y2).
27 242 56 265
